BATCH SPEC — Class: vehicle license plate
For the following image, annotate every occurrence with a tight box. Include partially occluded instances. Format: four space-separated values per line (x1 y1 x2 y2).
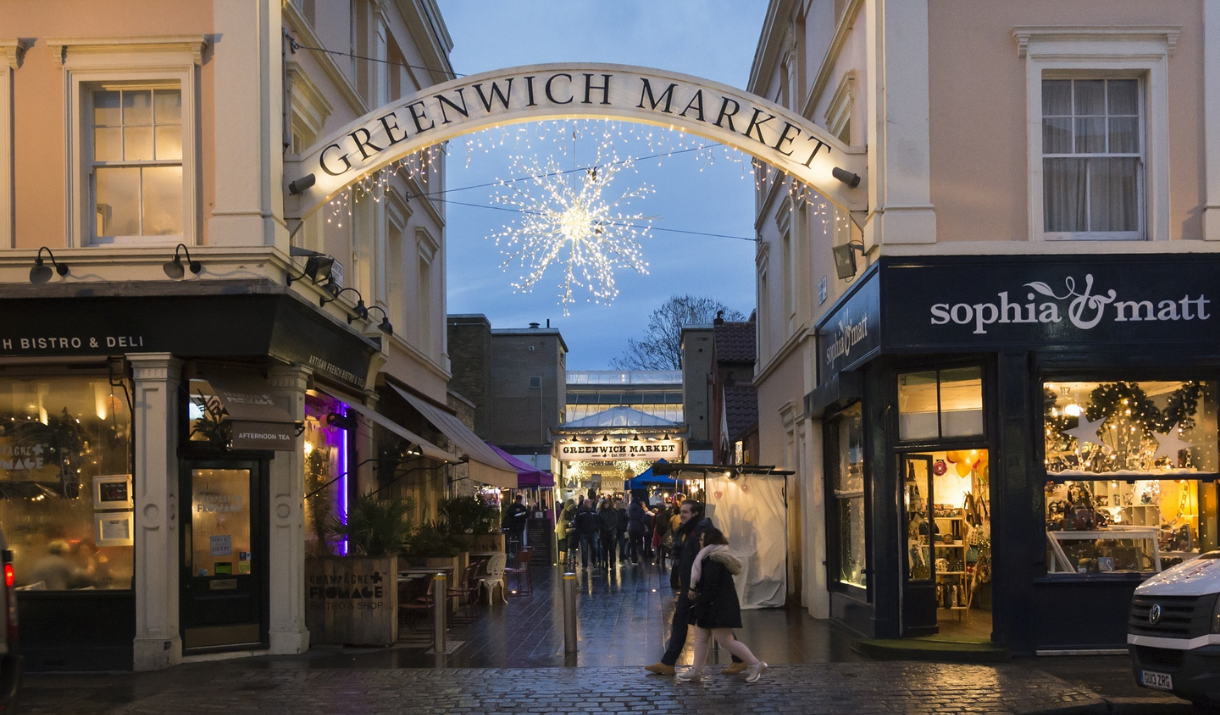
1141 670 1173 691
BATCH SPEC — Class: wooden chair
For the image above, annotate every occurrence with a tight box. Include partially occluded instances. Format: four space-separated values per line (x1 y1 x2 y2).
478 552 508 604
504 548 533 596
447 563 482 624
399 576 437 631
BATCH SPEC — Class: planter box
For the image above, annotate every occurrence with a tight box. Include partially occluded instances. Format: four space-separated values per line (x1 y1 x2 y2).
305 556 398 646
454 532 504 552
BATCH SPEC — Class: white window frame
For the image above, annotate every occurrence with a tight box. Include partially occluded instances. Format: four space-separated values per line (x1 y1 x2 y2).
51 36 204 248
1015 26 1178 242
416 227 439 357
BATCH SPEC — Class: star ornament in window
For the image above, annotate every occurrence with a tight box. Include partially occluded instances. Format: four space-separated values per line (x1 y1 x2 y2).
489 150 655 314
1152 429 1193 467
1063 415 1108 449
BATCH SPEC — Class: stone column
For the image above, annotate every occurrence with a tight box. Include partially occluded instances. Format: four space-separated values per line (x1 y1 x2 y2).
268 364 311 654
128 353 183 671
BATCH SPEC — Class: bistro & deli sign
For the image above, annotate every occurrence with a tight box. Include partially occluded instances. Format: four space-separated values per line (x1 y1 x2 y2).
557 438 681 463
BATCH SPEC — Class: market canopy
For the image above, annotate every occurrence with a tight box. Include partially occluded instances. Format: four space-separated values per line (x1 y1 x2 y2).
392 386 517 489
624 459 674 489
487 443 555 488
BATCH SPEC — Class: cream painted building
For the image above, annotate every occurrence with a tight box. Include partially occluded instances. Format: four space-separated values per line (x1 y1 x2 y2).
0 0 514 672
751 0 1220 655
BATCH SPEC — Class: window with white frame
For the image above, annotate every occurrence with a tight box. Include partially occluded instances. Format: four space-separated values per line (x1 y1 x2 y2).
417 229 437 356
55 36 203 247
89 85 184 240
1015 26 1176 242
1042 78 1142 239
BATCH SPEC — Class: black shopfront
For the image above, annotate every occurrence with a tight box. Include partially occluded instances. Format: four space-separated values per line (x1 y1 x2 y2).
809 254 1220 655
0 282 376 670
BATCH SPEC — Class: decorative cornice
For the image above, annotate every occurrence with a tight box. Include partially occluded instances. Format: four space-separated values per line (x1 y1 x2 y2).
46 35 208 67
0 40 29 70
286 60 334 145
1012 25 1180 58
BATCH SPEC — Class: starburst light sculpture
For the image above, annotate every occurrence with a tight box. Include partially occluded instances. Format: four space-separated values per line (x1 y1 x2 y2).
489 140 654 314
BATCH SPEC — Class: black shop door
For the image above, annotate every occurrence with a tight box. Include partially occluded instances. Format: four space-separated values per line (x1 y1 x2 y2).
901 454 938 636
180 459 268 652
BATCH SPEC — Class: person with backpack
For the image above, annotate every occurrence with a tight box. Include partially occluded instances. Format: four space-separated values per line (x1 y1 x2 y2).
626 498 650 565
676 527 767 684
597 498 618 569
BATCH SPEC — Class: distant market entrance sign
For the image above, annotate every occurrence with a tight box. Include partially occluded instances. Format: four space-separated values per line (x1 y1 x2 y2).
556 437 681 462
288 63 865 220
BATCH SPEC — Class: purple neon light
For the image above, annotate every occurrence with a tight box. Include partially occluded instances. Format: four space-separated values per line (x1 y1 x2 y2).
337 409 349 556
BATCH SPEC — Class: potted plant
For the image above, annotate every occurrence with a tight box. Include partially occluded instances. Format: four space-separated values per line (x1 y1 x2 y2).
437 495 505 553
404 521 465 575
304 494 414 646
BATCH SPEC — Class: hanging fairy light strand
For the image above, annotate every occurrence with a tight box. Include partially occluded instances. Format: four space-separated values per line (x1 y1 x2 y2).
318 119 849 309
489 133 655 313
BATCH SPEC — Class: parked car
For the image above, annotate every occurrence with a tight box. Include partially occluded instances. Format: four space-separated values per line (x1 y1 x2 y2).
1129 552 1220 708
0 528 20 713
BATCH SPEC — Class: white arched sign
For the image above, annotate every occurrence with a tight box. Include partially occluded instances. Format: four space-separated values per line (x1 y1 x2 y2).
288 63 866 218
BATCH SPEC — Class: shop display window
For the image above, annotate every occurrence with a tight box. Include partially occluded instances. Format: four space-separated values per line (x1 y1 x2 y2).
303 391 349 556
898 367 984 441
1044 381 1218 477
1044 479 1216 575
0 376 134 590
830 404 866 588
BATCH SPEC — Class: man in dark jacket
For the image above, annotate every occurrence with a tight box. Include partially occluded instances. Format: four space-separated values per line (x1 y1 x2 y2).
573 498 601 570
503 495 529 553
597 499 618 569
645 499 742 675
626 499 650 564
614 498 628 562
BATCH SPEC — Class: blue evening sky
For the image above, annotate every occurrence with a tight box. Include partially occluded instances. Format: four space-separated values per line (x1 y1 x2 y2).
437 1 766 369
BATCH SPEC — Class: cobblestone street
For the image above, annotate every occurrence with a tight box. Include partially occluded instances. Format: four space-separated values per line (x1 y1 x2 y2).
24 661 1110 715
17 565 1192 714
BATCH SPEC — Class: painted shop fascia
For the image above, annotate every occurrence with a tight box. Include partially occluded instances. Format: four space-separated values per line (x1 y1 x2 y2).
808 253 1220 655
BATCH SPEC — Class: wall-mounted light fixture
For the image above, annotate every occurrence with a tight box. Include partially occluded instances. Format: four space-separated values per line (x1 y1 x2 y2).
288 173 316 195
832 167 861 189
287 247 336 287
321 287 370 326
831 242 867 280
29 247 69 284
163 243 203 279
367 306 394 336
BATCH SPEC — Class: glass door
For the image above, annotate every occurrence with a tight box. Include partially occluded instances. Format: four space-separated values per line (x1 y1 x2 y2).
902 454 938 636
180 460 266 651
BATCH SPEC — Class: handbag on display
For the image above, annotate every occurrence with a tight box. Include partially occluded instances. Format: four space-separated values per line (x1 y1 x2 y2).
966 546 980 563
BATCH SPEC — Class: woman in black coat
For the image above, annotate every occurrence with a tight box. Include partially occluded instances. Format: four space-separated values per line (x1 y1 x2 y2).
676 527 767 684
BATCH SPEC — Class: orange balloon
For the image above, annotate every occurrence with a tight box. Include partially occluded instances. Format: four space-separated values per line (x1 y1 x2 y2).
956 461 973 477
945 450 965 464
975 451 989 468
980 465 990 483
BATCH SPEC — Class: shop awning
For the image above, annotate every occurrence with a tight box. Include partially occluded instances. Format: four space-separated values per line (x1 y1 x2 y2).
203 372 298 451
487 443 555 488
390 385 517 489
315 390 457 464
624 459 675 489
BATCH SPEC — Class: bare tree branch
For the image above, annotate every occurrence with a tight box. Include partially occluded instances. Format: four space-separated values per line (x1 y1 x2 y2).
610 295 746 370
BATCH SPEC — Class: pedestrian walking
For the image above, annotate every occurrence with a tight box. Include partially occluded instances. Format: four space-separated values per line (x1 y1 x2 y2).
645 499 744 676
574 498 601 570
597 498 618 568
556 499 576 566
676 527 767 683
626 498 650 564
614 497 628 562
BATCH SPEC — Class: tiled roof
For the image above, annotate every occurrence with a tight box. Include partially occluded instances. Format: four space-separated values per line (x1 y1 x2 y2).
713 322 756 363
723 384 759 441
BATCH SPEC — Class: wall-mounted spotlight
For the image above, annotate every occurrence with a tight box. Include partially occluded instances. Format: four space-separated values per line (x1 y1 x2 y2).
832 167 861 189
29 247 69 284
831 242 867 280
367 306 394 336
163 243 202 279
287 248 336 287
288 173 316 196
